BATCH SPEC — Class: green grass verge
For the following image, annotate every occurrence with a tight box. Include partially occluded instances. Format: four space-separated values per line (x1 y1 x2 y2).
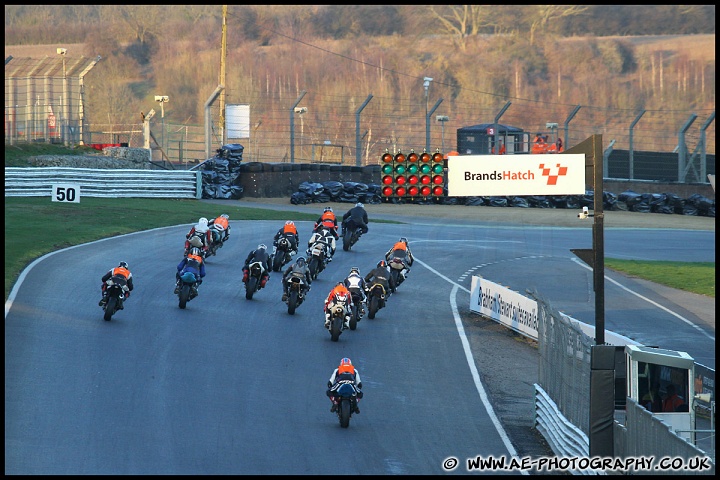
604 259 715 297
4 196 321 300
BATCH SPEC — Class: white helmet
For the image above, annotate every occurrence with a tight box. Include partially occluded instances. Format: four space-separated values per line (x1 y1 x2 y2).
355 202 364 208
199 217 208 226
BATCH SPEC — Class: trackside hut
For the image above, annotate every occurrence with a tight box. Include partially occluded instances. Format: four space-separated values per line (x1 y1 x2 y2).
457 123 530 155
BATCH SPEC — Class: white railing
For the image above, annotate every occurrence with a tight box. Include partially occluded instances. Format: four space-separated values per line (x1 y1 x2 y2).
4 167 201 199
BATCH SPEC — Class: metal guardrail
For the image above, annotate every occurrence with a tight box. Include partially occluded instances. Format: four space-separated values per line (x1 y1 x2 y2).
4 167 202 199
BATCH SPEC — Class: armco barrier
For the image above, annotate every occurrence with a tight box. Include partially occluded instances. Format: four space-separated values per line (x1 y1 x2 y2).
4 167 201 199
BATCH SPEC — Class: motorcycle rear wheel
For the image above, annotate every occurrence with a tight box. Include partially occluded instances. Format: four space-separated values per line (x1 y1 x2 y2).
246 277 258 300
340 399 351 428
349 304 358 330
179 284 190 309
104 297 117 321
342 230 352 251
368 295 379 319
330 317 342 342
288 290 299 315
272 253 284 272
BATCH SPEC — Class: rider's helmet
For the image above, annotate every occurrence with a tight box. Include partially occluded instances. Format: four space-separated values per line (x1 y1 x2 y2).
198 217 208 226
338 357 354 374
285 220 295 226
257 243 267 251
355 202 364 208
349 266 360 275
377 260 387 268
400 237 408 244
324 206 333 213
221 213 229 219
296 256 306 266
119 261 129 269
190 247 202 257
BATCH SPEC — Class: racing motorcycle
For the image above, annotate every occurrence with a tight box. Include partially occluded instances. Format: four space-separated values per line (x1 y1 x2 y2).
388 257 407 293
348 290 364 330
101 280 126 321
326 293 351 342
366 282 387 319
177 271 200 309
328 380 360 428
205 227 225 258
307 241 329 280
284 274 308 315
184 231 208 257
244 260 266 300
342 225 362 252
271 236 293 272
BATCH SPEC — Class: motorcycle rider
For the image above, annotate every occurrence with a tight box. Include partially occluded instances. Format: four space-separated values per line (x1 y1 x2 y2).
184 217 212 256
242 243 271 288
341 202 369 236
324 282 354 330
364 260 392 297
99 261 134 308
313 206 339 241
306 226 337 262
343 266 367 317
208 213 231 245
273 220 300 262
385 236 415 280
281 256 312 302
174 247 206 294
326 357 363 414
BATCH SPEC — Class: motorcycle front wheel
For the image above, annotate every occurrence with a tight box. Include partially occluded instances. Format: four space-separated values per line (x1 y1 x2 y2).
179 284 190 309
340 398 351 428
104 297 117 321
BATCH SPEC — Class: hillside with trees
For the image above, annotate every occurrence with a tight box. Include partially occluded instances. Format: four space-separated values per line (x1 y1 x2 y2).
4 5 716 163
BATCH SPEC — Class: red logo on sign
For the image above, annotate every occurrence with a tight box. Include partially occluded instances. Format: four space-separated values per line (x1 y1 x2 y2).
538 163 568 185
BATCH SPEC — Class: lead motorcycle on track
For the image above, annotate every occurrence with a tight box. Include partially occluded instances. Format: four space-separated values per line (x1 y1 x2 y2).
328 380 361 428
177 271 200 309
366 282 387 319
101 280 127 321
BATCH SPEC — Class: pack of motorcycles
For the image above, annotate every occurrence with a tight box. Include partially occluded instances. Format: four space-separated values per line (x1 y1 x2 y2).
101 220 408 427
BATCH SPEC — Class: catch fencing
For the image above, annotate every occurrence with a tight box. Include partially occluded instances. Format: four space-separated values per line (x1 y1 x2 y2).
531 291 715 474
4 167 201 199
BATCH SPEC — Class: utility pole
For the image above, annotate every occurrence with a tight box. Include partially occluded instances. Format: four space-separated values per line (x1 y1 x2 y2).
219 5 227 145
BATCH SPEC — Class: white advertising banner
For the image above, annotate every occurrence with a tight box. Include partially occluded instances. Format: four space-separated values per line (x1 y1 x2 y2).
469 276 539 340
447 154 586 196
226 104 250 139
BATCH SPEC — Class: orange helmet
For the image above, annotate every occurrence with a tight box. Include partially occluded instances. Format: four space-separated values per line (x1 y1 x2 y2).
338 357 355 374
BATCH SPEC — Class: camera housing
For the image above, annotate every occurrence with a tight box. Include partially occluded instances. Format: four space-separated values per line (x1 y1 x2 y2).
154 95 169 102
577 206 589 219
294 107 307 114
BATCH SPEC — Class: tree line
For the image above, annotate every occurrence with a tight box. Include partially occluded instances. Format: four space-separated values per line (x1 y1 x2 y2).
4 5 716 161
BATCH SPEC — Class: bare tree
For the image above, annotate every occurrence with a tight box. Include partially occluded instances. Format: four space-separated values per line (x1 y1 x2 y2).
527 5 589 46
426 5 494 51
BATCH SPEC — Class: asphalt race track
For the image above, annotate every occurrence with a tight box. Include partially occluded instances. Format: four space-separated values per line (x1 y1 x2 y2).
5 204 715 474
